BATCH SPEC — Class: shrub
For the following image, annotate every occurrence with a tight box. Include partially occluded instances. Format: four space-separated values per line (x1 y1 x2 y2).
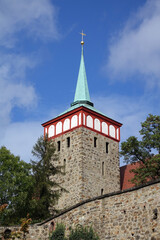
49 223 66 240
49 223 99 240
68 224 99 240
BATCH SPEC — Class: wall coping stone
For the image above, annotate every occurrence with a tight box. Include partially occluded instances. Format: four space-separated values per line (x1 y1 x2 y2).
38 178 160 226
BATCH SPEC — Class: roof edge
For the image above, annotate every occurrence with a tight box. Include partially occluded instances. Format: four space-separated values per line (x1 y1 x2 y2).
42 105 122 127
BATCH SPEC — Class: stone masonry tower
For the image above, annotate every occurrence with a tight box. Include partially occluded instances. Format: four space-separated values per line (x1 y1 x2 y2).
42 34 122 210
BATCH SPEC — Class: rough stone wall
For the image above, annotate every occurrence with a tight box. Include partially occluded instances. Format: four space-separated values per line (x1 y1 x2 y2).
47 181 160 240
52 126 120 210
81 127 120 198
0 225 48 240
1 181 160 240
52 127 84 210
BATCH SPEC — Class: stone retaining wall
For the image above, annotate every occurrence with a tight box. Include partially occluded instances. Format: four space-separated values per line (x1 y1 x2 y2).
1 180 160 240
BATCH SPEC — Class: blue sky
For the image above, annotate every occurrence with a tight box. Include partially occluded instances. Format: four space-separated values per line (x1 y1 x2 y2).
0 0 159 165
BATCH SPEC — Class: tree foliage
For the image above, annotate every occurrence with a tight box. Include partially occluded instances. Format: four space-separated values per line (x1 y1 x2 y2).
121 136 151 163
49 224 99 240
0 146 33 225
130 155 160 185
68 224 99 240
140 114 160 154
30 135 63 221
121 114 160 185
0 135 63 225
50 223 66 240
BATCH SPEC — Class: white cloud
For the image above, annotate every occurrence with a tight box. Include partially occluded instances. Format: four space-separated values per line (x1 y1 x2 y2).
0 54 38 146
93 94 157 142
105 0 160 88
0 52 60 162
93 93 159 166
0 105 61 162
0 0 61 161
0 103 62 162
0 0 60 47
1 121 42 162
0 55 37 105
0 54 56 162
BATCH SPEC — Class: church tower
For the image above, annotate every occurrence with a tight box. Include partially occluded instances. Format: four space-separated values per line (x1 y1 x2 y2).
42 34 122 210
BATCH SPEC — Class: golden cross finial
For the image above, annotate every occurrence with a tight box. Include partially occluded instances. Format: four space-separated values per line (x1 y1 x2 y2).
80 30 86 45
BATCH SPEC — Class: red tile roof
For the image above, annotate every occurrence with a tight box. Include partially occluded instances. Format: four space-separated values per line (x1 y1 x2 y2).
120 162 140 190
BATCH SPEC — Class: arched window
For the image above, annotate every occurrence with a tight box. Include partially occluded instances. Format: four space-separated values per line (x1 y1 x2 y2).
71 115 78 128
117 128 119 140
86 115 93 128
56 122 62 135
102 122 108 135
48 125 54 138
94 118 100 131
63 118 70 131
109 125 115 138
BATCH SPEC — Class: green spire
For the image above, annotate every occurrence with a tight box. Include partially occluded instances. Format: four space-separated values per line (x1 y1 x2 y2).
71 43 93 107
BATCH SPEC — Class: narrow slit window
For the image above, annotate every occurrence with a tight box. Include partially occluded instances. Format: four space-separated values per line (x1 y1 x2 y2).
67 137 70 148
64 159 66 173
102 162 104 176
57 141 61 151
101 189 104 195
106 142 109 153
94 137 97 147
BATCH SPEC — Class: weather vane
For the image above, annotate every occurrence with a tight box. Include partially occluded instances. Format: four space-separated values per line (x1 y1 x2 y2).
80 30 86 45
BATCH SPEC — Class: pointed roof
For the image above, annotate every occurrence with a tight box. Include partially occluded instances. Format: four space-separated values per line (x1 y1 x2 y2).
42 34 123 131
71 45 93 107
57 36 106 117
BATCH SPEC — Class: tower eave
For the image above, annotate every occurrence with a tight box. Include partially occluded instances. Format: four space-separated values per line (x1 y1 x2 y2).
41 105 122 128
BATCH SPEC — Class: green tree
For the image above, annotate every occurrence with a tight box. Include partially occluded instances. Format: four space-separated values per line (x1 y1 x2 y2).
0 146 33 225
68 225 99 240
30 135 63 221
120 136 151 164
121 114 160 185
49 224 99 240
50 223 66 240
140 114 160 154
129 155 160 186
